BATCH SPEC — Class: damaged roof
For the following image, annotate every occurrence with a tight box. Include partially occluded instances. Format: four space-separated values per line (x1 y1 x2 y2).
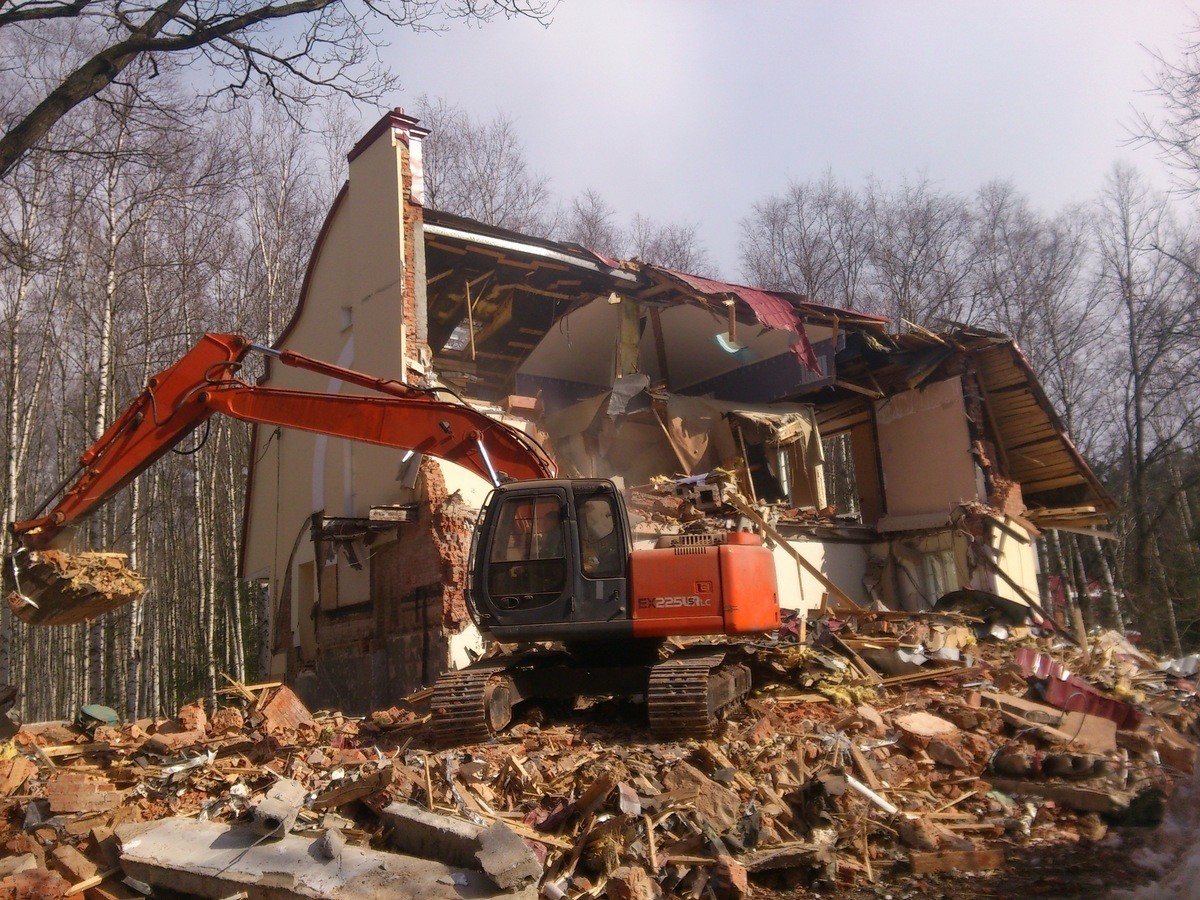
421 211 1113 529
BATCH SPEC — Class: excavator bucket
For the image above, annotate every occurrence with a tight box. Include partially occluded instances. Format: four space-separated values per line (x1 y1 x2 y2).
6 548 144 626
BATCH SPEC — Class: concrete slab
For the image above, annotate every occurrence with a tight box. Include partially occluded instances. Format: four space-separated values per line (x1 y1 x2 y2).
117 818 536 899
382 801 485 868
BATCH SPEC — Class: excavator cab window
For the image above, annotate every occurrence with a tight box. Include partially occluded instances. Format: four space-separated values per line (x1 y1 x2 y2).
577 494 622 579
487 495 567 604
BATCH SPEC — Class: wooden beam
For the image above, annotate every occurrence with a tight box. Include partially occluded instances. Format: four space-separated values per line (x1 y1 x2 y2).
650 307 670 385
615 294 641 378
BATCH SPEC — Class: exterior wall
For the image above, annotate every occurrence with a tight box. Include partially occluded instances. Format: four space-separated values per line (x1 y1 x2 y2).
242 112 453 704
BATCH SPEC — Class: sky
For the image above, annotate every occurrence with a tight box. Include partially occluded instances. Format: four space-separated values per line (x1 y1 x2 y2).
382 1 1198 279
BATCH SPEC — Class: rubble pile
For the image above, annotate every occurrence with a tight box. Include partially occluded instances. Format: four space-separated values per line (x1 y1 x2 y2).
6 550 145 627
1 616 1197 899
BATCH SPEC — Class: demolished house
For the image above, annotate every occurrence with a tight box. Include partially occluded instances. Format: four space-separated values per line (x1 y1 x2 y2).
12 108 1200 900
241 109 1114 714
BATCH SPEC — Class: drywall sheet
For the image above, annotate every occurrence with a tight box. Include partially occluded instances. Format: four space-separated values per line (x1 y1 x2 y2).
874 376 979 520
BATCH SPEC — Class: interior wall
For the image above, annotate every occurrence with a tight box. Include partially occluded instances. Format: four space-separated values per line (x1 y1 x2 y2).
776 539 873 611
875 376 980 525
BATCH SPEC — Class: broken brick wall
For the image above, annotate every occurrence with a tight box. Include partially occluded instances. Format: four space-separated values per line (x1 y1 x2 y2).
294 457 473 713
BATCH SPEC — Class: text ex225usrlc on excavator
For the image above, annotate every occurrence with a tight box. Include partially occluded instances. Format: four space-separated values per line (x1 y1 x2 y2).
7 333 781 743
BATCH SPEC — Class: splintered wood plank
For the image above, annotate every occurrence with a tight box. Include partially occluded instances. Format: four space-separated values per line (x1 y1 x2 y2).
909 849 1006 874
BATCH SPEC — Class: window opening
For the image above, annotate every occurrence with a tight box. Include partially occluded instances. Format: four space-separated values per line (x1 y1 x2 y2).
821 431 861 519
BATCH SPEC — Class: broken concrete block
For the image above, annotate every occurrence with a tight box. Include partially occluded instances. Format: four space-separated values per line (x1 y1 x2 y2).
49 842 98 882
251 777 307 838
984 778 1131 815
253 685 315 734
980 691 1062 725
209 706 245 733
898 817 940 851
382 801 485 868
318 828 346 860
855 703 887 736
927 738 972 770
605 865 662 900
143 699 209 753
710 855 749 900
116 817 522 899
475 820 541 890
661 761 741 832
45 770 124 814
1058 710 1117 754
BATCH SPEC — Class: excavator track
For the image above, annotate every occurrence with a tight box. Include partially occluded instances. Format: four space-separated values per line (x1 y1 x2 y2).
429 657 518 746
646 647 751 740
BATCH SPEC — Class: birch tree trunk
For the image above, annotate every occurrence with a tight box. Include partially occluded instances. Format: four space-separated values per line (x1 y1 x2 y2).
1091 535 1124 632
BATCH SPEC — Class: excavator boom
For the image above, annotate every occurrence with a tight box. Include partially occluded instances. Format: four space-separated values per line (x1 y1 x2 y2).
8 333 554 624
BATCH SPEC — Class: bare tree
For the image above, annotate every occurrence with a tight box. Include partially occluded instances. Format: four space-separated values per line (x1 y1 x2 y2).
562 188 623 259
1135 19 1200 197
740 171 869 304
1094 163 1200 653
864 175 978 327
415 95 554 235
626 213 714 276
971 182 1104 446
0 0 551 181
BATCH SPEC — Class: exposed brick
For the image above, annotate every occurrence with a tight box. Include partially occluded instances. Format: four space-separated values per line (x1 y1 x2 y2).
49 844 97 882
0 868 71 899
46 771 123 815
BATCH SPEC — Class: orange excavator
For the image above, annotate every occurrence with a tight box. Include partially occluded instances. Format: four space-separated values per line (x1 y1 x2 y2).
8 333 780 742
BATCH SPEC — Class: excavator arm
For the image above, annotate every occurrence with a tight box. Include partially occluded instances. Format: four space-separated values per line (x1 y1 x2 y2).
8 333 555 623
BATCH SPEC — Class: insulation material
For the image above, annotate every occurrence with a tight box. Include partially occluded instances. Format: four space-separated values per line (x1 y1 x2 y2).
875 376 981 524
663 395 727 473
662 395 822 483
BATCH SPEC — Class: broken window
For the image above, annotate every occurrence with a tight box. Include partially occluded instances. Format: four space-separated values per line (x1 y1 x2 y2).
821 431 861 519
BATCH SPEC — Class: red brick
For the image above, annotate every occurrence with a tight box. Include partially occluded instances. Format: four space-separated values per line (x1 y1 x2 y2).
45 772 123 815
0 868 71 899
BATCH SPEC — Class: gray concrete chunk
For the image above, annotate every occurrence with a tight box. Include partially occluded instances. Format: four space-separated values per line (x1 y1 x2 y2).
116 817 531 899
475 820 541 891
382 801 485 868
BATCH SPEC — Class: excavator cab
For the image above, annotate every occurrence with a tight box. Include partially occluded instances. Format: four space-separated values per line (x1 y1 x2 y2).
468 479 633 643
